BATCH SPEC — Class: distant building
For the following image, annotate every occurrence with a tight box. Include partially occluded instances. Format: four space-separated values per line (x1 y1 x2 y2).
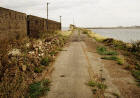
70 24 75 30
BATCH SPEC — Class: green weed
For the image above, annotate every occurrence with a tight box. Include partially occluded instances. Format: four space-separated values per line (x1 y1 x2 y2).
117 58 124 65
101 56 118 60
97 47 107 55
29 79 50 98
97 46 118 55
132 70 140 82
34 67 44 73
88 81 96 87
40 57 50 66
96 83 107 89
49 50 57 56
88 80 107 90
101 56 124 65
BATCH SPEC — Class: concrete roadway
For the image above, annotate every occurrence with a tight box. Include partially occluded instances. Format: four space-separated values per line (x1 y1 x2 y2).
45 30 94 98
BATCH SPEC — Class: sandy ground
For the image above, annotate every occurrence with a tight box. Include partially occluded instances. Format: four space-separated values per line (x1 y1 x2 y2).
43 30 140 98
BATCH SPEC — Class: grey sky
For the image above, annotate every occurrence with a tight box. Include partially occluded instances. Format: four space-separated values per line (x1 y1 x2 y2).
1 0 140 27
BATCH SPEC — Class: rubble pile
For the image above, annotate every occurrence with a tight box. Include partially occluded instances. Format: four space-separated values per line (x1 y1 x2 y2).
0 33 67 97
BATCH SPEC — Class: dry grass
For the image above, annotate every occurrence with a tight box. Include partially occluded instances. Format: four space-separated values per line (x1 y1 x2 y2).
57 31 72 37
87 31 106 42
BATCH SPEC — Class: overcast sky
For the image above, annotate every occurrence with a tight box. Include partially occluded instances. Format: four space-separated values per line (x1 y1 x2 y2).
1 0 140 27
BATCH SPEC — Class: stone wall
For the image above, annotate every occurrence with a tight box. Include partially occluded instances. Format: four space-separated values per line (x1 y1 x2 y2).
46 19 61 32
0 7 27 41
27 15 61 37
27 15 47 38
0 7 61 40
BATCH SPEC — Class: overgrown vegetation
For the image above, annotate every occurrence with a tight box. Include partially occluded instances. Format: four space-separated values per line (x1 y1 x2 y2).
131 41 140 53
28 79 50 98
0 31 70 97
88 28 140 86
101 39 140 86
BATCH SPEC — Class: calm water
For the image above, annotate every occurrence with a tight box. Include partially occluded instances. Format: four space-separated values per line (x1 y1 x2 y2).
62 27 69 31
91 29 140 43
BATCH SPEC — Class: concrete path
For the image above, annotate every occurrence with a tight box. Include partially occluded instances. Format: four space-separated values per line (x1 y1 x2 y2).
43 30 140 98
45 31 93 98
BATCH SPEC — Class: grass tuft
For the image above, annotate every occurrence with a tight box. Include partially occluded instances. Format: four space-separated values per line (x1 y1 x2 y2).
40 57 51 66
101 56 124 65
29 79 50 98
34 66 44 73
132 70 140 86
117 58 124 65
97 46 118 55
88 81 96 87
88 80 107 90
101 56 118 60
49 50 57 56
96 83 107 89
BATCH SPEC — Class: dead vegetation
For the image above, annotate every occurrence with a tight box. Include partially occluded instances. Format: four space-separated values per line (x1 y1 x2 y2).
0 31 69 97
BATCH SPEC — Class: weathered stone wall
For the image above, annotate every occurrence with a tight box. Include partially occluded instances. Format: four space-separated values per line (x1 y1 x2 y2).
27 15 47 38
0 7 61 39
0 7 27 41
46 19 61 32
27 15 61 37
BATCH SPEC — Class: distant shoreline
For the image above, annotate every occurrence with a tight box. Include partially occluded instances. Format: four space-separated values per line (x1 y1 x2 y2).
85 27 140 29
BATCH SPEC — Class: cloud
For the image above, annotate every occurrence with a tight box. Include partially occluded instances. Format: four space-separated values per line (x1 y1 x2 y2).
0 0 140 27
